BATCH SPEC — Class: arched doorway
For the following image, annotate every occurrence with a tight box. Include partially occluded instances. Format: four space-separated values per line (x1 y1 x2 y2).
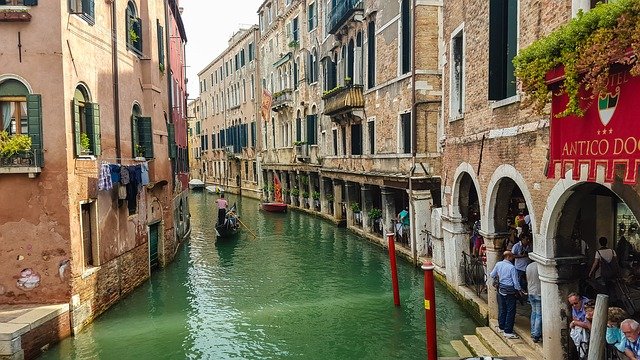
456 172 485 300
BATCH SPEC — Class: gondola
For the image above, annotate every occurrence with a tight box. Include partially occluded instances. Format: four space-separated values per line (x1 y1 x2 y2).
262 174 288 213
215 205 240 239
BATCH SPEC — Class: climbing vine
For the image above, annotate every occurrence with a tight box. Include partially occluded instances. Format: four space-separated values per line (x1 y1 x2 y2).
513 0 640 117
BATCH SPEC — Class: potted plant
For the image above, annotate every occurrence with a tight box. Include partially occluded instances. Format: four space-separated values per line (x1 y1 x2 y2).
80 132 91 155
0 131 32 165
344 77 352 86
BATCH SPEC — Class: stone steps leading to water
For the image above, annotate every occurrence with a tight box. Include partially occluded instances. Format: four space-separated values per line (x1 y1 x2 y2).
462 334 493 356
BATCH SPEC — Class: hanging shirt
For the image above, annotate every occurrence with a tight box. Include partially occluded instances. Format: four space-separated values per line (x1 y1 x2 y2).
109 164 121 183
98 164 112 191
120 166 130 185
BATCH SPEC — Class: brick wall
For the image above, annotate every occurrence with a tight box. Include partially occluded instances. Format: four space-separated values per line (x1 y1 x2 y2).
21 312 71 360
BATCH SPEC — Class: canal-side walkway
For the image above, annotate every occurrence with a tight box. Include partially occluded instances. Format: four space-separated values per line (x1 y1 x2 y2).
0 304 69 360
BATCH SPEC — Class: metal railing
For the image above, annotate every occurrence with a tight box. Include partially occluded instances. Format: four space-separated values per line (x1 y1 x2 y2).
0 149 42 168
461 251 487 297
327 0 363 34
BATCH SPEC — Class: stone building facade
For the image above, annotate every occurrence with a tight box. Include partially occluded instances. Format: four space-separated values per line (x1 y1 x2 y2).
440 0 634 358
0 0 188 336
195 27 261 198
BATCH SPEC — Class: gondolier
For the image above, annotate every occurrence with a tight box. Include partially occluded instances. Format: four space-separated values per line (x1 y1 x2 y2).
216 193 228 226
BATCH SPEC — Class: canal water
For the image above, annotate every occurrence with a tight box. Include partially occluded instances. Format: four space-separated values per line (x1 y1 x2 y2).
41 193 477 360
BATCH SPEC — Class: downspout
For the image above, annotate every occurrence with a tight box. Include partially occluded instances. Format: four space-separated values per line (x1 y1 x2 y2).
410 0 418 264
111 0 122 161
164 0 175 189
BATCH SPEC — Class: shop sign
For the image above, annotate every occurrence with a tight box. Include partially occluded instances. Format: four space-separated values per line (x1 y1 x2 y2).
548 66 640 184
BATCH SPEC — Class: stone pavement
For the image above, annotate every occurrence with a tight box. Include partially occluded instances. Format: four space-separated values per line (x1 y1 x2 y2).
0 304 69 360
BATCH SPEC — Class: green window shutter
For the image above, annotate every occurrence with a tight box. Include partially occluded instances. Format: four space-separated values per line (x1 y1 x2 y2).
27 94 43 166
488 0 506 100
134 18 143 53
86 103 101 155
306 115 317 145
167 122 176 159
132 115 139 156
138 116 153 158
157 20 165 69
73 99 82 157
296 117 301 142
82 0 94 20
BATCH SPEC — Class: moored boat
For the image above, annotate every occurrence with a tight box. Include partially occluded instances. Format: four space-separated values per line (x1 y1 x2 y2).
216 204 240 239
188 179 205 190
262 202 288 212
206 185 224 194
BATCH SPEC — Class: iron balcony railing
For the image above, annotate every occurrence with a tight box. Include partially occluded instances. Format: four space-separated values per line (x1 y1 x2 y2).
271 88 294 112
327 0 364 34
322 84 365 117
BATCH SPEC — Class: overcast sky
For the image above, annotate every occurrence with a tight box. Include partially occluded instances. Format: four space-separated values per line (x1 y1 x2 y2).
181 0 261 99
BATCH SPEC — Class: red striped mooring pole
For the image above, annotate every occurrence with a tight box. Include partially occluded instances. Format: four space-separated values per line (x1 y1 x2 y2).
387 232 400 307
422 261 437 360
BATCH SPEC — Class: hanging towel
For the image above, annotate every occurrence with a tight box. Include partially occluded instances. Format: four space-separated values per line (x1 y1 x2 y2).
109 164 121 183
118 184 127 200
98 164 113 191
120 166 130 185
140 162 150 186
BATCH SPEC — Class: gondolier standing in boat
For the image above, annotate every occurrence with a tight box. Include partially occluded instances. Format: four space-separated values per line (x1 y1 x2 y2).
216 193 228 225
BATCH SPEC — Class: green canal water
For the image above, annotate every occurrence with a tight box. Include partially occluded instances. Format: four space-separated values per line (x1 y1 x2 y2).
40 193 477 359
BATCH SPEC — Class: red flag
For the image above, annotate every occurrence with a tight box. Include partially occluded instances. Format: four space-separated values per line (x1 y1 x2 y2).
274 173 283 203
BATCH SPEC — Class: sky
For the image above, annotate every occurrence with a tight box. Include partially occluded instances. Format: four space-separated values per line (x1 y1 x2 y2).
180 0 261 99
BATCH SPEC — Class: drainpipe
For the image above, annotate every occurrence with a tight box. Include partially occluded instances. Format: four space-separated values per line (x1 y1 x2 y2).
164 0 175 189
410 0 417 264
111 0 121 161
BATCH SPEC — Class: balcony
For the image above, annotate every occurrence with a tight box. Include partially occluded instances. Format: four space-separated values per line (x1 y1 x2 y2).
322 84 364 122
0 8 31 22
0 149 42 178
271 88 293 112
327 0 363 35
295 143 309 162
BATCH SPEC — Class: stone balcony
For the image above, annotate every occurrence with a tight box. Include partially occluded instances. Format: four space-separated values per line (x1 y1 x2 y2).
0 150 42 178
271 88 294 112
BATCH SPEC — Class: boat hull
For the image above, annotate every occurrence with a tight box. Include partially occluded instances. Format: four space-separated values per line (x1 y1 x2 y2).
216 224 240 239
262 202 288 213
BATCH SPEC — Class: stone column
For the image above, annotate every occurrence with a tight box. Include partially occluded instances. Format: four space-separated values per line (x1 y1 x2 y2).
482 232 508 319
297 172 304 206
411 189 433 258
430 208 445 267
530 252 583 360
333 179 343 220
307 172 314 209
441 214 469 286
320 177 327 213
267 170 273 201
345 182 355 227
381 187 396 235
361 185 372 232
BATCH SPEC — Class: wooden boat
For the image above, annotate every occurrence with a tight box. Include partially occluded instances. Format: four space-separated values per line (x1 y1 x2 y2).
188 179 205 190
216 205 240 239
261 202 288 213
206 185 224 194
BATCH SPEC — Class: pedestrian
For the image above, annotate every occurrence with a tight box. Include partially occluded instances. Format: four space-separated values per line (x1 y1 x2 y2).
570 300 595 359
512 234 532 293
588 236 619 291
622 319 640 359
526 261 542 343
568 292 591 324
606 307 628 356
216 193 228 226
489 251 523 339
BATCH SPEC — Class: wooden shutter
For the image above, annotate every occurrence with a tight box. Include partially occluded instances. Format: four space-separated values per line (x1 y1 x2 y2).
83 0 94 20
134 18 143 53
27 94 43 166
296 118 302 142
138 116 153 158
86 103 101 155
505 0 518 98
132 115 139 155
306 115 316 145
293 62 298 89
73 99 81 156
157 20 165 69
24 0 38 5
69 0 78 13
167 123 176 159
488 0 506 100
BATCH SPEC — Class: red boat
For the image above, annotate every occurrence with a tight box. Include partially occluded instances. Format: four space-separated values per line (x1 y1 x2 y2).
262 202 288 213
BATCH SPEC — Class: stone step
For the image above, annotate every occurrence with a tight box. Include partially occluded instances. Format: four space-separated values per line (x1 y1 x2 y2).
462 334 493 357
476 327 517 356
489 319 544 360
450 339 473 358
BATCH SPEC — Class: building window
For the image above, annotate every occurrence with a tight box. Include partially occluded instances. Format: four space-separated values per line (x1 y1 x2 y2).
306 114 317 145
450 26 464 118
251 121 256 147
332 128 338 155
73 85 101 156
355 32 363 85
253 162 257 182
248 42 254 61
341 127 346 156
351 123 362 155
308 50 318 83
367 118 375 155
488 0 518 101
131 105 154 158
250 75 255 99
240 49 245 67
292 16 299 42
367 21 376 89
399 113 411 154
69 0 95 24
1 0 38 5
401 0 411 74
347 39 355 81
0 79 43 164
157 20 165 71
308 2 317 31
80 201 97 268
126 1 143 55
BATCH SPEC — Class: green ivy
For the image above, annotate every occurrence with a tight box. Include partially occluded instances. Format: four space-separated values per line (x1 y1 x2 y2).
514 0 640 117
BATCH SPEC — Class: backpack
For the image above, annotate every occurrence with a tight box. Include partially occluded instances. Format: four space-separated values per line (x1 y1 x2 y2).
598 250 620 281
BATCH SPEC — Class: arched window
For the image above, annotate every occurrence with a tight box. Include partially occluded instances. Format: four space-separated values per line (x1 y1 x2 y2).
131 104 153 158
367 21 376 88
401 0 411 74
0 78 43 165
347 39 355 82
356 32 363 85
126 1 142 54
72 85 101 156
